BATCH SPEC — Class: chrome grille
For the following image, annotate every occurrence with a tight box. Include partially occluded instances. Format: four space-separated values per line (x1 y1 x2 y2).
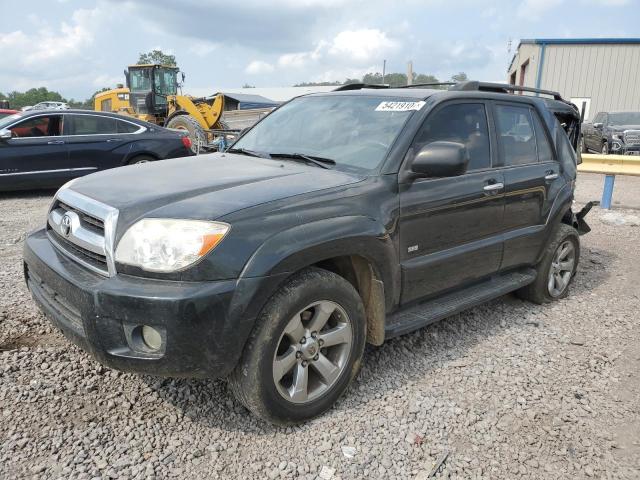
623 130 640 146
47 188 119 276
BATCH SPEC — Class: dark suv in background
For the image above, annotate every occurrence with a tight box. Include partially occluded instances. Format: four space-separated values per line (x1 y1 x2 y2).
582 111 640 155
24 82 591 424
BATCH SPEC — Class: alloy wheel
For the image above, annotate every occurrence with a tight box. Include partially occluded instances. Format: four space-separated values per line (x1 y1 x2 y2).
547 240 575 297
272 301 353 404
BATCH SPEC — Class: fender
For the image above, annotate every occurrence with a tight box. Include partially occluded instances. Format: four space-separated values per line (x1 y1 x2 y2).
240 215 399 310
533 185 574 263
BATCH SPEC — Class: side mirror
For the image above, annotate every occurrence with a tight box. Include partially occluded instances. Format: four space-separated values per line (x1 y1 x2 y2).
411 141 468 178
593 122 603 129
0 128 12 141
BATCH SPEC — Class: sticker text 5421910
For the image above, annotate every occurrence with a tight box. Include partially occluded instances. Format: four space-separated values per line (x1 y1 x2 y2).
375 101 426 112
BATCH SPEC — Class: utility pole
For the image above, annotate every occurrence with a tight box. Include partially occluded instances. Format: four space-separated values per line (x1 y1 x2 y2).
407 61 413 86
382 59 386 84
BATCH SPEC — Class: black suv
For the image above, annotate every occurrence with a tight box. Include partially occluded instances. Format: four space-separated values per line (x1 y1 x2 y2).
581 111 640 155
24 82 592 424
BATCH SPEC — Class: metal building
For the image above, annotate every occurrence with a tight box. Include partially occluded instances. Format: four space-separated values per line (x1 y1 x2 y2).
507 38 640 120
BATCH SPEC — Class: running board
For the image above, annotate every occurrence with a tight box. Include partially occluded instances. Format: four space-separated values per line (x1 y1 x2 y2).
384 269 537 339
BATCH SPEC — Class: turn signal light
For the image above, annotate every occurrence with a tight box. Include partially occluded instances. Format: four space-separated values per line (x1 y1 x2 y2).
181 135 192 150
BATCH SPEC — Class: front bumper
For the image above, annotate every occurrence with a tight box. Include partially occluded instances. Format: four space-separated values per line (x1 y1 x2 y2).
24 228 273 378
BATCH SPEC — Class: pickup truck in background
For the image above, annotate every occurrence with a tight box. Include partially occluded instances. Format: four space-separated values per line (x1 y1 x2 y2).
581 111 640 155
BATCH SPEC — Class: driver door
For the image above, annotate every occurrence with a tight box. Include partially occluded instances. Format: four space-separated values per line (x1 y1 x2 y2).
0 114 70 190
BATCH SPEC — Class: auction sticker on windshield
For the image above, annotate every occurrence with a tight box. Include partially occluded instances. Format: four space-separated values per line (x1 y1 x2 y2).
375 101 425 112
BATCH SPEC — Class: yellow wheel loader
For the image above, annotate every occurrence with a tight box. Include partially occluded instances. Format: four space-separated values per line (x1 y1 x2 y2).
94 64 236 153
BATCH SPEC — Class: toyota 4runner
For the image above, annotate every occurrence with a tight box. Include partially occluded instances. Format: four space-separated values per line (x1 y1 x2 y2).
24 81 593 424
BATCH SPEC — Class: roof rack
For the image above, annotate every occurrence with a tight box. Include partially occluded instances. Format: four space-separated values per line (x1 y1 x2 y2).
333 83 390 91
398 82 456 89
450 81 564 101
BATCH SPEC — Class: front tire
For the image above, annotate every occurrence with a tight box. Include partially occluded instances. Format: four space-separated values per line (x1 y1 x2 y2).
602 141 609 155
581 136 588 154
229 268 366 425
517 224 580 304
166 115 206 154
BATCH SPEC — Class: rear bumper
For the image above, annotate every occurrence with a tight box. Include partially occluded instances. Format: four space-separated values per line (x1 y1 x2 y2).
24 228 277 378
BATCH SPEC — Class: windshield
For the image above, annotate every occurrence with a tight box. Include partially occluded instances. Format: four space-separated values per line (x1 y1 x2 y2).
233 95 420 172
154 68 178 96
130 68 152 92
608 112 640 125
0 113 22 129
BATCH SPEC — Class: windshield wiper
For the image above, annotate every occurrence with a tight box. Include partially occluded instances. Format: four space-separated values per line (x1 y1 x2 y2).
227 147 272 159
269 152 336 169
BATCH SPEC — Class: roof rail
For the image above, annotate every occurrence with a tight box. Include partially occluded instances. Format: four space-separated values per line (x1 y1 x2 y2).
450 81 564 100
398 82 456 89
333 83 390 91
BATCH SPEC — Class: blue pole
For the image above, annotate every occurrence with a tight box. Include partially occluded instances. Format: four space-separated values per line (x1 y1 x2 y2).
601 174 615 209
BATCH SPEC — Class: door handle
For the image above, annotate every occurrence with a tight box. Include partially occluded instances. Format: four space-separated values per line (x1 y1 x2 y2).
106 138 122 143
545 172 559 180
483 182 504 191
47 140 65 145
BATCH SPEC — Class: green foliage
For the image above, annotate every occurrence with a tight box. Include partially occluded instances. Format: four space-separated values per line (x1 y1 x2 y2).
293 71 467 89
0 86 113 110
294 81 343 87
137 50 177 67
0 87 66 109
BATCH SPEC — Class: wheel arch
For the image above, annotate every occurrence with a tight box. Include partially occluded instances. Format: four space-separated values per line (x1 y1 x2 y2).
235 216 399 347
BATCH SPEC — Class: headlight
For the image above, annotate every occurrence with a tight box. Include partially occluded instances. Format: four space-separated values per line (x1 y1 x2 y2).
115 219 230 272
612 133 623 140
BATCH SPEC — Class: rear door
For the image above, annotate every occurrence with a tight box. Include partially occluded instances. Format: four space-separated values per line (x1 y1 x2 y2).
0 114 71 189
496 102 564 269
398 100 505 304
65 114 135 170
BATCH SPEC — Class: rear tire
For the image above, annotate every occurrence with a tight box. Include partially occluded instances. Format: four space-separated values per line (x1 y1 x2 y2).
516 224 580 304
166 115 206 154
228 268 366 425
127 155 154 165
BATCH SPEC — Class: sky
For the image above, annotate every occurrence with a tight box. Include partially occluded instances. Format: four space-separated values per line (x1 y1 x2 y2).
1 0 639 100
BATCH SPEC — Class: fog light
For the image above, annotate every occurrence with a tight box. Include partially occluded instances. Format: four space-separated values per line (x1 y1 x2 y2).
141 326 162 351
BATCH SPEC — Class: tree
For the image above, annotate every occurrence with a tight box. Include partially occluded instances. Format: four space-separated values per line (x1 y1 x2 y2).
137 49 177 66
242 84 256 88
451 72 468 82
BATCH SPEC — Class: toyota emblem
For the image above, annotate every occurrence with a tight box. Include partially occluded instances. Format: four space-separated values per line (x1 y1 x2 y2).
60 213 72 237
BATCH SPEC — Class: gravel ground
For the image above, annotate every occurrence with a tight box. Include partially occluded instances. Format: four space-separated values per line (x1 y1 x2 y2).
1 174 639 480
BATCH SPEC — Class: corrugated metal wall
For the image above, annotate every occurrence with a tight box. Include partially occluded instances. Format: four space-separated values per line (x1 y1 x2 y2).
508 42 640 121
508 44 541 87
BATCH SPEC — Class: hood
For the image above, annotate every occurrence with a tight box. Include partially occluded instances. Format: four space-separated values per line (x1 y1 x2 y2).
69 153 364 228
610 125 640 132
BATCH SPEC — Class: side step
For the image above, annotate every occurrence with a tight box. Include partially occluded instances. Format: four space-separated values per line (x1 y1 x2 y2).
384 269 536 339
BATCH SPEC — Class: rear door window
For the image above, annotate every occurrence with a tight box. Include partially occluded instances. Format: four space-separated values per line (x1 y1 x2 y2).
117 120 141 133
495 104 538 166
413 102 491 171
68 115 118 135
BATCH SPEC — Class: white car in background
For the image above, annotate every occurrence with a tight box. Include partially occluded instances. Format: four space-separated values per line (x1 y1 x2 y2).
25 101 70 111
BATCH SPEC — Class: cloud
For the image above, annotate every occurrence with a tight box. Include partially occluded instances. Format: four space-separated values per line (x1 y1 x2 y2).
328 29 400 62
188 41 218 57
245 60 275 74
517 0 564 19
